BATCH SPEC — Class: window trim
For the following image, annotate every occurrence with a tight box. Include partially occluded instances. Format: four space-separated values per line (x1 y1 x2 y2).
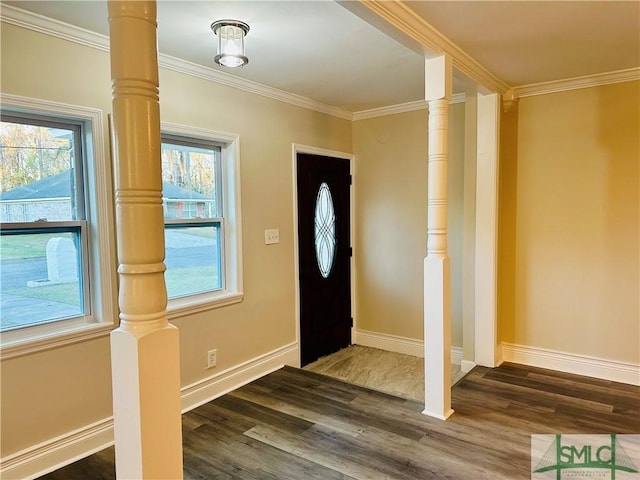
0 94 116 359
160 122 243 319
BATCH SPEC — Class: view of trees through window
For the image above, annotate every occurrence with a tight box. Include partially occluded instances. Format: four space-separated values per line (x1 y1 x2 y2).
161 138 223 299
1 121 74 194
0 120 229 331
0 117 85 332
161 142 218 218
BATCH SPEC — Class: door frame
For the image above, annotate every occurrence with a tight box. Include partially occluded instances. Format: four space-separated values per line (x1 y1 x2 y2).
292 144 355 367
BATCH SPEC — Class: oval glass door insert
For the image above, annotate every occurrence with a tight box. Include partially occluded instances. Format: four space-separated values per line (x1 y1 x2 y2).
314 182 336 278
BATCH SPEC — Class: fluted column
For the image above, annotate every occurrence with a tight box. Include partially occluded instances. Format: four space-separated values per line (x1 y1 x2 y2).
423 55 454 420
108 1 183 478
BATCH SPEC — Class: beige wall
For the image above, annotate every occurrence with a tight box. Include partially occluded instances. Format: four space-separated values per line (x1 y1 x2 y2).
4 15 638 467
352 103 466 346
500 81 640 364
0 23 352 457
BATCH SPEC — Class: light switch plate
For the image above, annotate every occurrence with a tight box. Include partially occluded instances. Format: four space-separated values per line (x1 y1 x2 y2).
265 229 280 245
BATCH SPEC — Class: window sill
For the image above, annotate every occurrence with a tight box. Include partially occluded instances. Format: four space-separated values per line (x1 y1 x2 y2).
1 291 244 359
0 321 114 360
167 290 244 320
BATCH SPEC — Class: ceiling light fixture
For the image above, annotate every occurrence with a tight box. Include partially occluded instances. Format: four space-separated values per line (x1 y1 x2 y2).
211 19 250 68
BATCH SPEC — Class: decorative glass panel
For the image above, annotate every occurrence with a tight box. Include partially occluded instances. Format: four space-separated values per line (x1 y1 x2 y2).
314 182 336 278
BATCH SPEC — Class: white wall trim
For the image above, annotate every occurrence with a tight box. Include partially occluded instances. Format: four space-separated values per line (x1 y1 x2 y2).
352 93 465 121
0 4 352 121
158 55 352 120
0 418 114 480
460 360 476 373
0 342 299 480
180 341 299 412
353 100 427 121
354 329 424 357
501 342 640 386
513 67 640 98
353 329 463 365
0 3 111 52
451 346 463 366
353 1 510 95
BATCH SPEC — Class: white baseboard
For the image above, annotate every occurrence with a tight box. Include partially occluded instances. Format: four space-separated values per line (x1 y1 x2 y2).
0 342 299 480
0 418 114 480
460 359 477 373
501 342 640 386
451 346 463 366
353 329 424 357
181 342 299 412
353 329 463 365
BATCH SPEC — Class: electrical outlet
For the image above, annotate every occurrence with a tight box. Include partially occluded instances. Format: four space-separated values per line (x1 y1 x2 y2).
265 229 280 245
207 349 217 369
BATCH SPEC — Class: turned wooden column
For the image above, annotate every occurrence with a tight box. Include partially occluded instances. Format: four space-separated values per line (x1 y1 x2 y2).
423 54 454 420
108 1 183 478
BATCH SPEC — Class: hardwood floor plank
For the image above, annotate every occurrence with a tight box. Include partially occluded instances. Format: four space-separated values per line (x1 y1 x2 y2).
232 382 428 441
37 363 639 480
185 422 354 480
462 370 617 413
212 394 315 435
483 369 639 411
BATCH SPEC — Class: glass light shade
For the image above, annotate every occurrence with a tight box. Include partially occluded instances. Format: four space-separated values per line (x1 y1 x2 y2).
211 20 249 68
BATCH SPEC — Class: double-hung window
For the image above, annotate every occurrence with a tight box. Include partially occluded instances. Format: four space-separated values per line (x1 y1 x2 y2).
0 113 89 331
160 124 243 316
0 95 114 356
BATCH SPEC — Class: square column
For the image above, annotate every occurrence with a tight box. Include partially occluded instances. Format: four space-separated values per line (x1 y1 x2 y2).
423 55 454 420
474 92 501 367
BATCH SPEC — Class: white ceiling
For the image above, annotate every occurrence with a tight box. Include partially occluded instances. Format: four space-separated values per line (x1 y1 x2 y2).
2 1 639 112
408 1 640 87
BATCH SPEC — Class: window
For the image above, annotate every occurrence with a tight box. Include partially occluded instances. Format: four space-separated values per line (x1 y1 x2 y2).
0 114 90 332
0 94 114 357
161 123 243 317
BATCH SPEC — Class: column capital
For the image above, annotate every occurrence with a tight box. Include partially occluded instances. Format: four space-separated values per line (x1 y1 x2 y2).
425 54 453 102
502 88 519 113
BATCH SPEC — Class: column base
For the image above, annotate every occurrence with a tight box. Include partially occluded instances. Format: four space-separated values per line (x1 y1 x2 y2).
422 407 455 421
423 255 453 421
111 323 183 479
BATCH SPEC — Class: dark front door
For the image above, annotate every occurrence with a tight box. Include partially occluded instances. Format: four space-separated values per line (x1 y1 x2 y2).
297 153 351 366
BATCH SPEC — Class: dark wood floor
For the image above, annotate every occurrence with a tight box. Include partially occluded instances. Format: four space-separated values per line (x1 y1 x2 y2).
39 363 639 479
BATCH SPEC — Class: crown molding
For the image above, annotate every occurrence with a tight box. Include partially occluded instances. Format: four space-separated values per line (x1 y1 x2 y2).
513 67 640 98
0 3 111 52
158 55 353 120
358 1 511 95
353 100 427 120
0 4 353 121
353 92 465 121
